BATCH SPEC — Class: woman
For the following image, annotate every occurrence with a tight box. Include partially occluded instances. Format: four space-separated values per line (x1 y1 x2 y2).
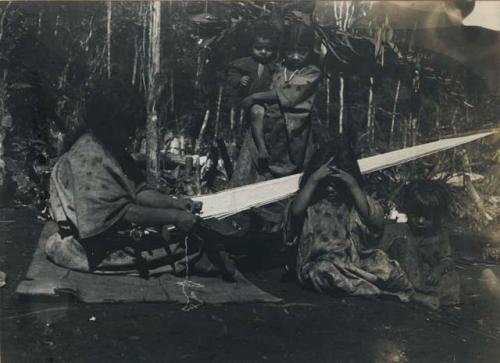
47 78 231 277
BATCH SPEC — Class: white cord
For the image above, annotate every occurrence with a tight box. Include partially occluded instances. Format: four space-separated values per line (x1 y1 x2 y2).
176 235 204 312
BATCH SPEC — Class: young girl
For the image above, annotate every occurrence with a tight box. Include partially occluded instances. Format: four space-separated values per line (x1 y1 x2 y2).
283 142 415 302
381 181 460 308
230 22 321 187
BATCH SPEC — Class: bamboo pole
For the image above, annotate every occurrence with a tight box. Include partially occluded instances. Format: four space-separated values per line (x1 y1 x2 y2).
367 77 375 149
106 0 112 79
339 76 344 134
214 85 223 139
146 1 161 186
0 2 12 43
389 80 400 148
325 77 331 128
195 109 211 154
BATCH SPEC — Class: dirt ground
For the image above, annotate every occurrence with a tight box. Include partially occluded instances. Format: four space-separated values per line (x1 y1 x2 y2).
1 207 500 363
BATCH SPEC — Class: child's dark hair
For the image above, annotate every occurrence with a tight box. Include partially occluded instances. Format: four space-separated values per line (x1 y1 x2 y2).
253 22 280 48
400 180 450 218
300 140 363 203
282 22 315 51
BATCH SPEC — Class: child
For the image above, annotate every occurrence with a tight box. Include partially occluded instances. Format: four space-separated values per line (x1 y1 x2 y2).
381 181 460 308
283 143 415 302
231 22 321 187
227 23 279 168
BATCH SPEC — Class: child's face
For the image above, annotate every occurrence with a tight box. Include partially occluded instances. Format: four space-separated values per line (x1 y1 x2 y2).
407 209 440 236
284 46 311 70
251 37 275 63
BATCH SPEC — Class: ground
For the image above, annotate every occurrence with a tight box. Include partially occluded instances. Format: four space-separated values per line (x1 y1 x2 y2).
1 207 500 363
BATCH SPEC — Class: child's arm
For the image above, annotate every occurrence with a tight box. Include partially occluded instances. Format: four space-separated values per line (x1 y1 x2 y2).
331 167 384 232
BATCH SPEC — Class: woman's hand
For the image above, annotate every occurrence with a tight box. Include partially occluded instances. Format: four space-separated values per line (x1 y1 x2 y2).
330 167 357 188
176 198 203 213
309 164 333 186
175 211 201 234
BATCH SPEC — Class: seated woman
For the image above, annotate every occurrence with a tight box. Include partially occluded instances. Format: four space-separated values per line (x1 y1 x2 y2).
283 142 415 302
46 78 232 277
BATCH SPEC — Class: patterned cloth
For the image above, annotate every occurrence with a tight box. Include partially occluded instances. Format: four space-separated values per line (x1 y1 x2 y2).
381 223 460 306
283 197 415 301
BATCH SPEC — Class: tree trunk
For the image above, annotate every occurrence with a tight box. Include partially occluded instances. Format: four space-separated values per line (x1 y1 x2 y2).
146 1 161 186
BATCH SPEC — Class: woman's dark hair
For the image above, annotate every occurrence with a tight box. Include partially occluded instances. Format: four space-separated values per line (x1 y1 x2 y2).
85 77 146 147
300 140 363 203
282 22 315 51
400 180 450 218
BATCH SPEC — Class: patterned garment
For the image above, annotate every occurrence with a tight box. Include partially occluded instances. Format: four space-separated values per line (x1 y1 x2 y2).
283 197 415 302
47 133 206 275
381 223 460 306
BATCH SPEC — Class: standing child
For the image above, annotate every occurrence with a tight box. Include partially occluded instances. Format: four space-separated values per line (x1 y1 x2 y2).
382 181 460 309
283 143 415 302
227 23 279 169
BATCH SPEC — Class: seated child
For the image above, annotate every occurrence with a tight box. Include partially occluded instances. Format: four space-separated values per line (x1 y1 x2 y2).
283 143 415 302
381 180 460 309
227 23 279 168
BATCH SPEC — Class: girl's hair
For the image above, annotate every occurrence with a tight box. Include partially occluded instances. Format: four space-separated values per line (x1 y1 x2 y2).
282 22 315 51
400 180 450 217
300 140 363 203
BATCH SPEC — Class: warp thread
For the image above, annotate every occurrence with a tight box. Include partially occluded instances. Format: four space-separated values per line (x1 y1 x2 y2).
176 235 205 312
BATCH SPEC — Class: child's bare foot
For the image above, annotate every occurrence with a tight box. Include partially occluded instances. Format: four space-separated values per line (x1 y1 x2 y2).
413 292 440 310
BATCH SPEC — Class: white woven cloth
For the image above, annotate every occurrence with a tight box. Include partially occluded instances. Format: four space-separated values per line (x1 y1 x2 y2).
193 131 495 220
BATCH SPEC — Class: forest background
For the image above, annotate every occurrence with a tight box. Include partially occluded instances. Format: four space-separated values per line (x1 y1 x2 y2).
0 0 499 239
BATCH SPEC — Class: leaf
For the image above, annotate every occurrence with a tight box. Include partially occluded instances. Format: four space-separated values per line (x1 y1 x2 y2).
9 83 33 90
